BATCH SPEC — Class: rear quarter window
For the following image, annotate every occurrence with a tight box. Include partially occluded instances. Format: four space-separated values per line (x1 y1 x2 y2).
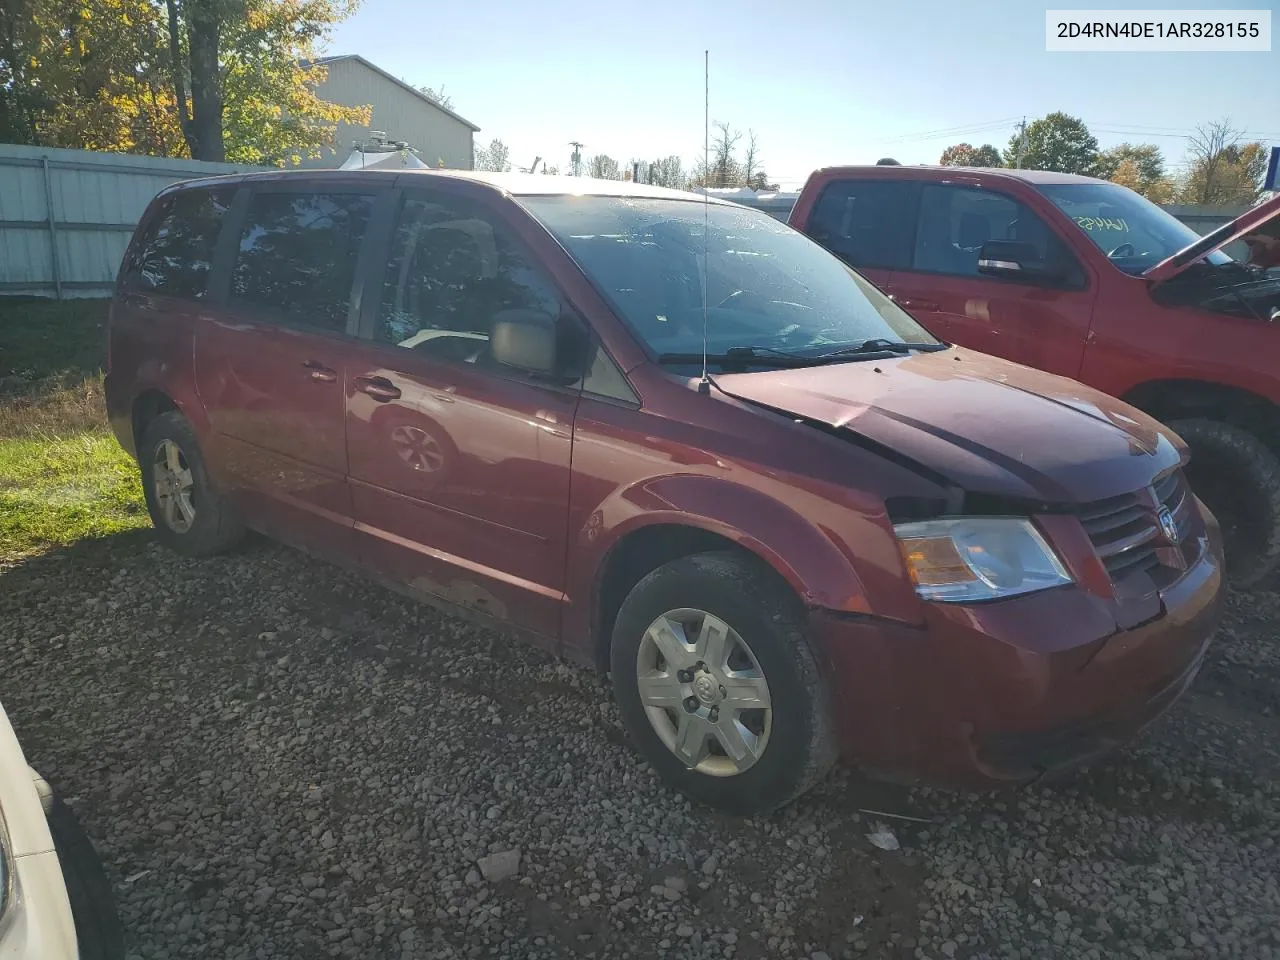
122 186 235 298
806 179 917 270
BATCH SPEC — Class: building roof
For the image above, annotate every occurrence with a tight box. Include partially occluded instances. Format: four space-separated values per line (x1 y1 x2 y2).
312 54 481 132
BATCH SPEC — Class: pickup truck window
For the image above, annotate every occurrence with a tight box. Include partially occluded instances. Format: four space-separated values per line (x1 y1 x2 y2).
1037 182 1232 276
913 184 1083 286
805 179 916 270
518 195 937 360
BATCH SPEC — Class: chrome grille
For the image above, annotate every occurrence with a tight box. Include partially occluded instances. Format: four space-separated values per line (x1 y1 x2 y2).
1079 470 1195 584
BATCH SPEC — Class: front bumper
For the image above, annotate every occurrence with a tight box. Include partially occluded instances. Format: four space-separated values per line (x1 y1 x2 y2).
811 538 1224 787
0 850 79 959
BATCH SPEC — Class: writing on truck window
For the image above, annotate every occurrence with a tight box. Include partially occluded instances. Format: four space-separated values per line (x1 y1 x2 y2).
1074 216 1130 233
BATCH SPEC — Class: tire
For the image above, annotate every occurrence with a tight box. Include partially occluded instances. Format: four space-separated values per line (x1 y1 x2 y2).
609 551 837 815
139 411 244 557
1171 418 1280 590
47 798 125 960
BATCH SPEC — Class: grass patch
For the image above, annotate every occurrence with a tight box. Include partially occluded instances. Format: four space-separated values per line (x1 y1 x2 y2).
0 297 143 560
0 375 108 438
0 432 146 559
0 297 108 385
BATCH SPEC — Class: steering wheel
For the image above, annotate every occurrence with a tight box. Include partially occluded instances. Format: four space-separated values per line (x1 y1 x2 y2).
1108 242 1135 258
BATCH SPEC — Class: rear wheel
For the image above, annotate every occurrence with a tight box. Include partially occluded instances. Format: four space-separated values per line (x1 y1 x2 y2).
139 411 244 557
609 551 837 814
1171 418 1280 590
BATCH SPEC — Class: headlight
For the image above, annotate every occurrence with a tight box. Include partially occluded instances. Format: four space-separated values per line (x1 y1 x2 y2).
894 517 1072 602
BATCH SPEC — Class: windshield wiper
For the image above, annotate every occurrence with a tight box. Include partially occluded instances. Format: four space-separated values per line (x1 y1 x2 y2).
656 346 825 369
657 340 949 370
816 338 949 358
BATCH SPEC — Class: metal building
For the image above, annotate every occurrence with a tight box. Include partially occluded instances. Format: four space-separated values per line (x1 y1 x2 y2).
300 55 480 171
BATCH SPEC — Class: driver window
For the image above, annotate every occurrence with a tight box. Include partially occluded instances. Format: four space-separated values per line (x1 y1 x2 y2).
376 192 562 364
912 185 1080 284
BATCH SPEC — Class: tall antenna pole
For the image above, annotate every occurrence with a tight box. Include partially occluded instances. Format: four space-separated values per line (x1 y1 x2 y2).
569 141 583 177
698 49 711 396
1015 117 1027 169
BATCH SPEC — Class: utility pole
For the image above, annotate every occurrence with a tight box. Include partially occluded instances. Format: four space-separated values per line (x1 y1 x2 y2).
569 141 583 177
1014 117 1027 169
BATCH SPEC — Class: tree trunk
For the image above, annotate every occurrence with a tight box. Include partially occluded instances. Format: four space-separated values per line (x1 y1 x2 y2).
166 0 224 161
186 0 224 161
164 0 194 151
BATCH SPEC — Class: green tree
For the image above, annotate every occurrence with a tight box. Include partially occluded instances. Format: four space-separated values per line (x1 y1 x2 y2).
474 138 511 172
939 143 1002 167
415 83 452 111
648 155 686 189
587 153 620 179
1004 112 1100 175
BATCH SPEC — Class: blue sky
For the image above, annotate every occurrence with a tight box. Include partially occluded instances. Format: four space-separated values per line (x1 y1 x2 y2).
325 0 1279 188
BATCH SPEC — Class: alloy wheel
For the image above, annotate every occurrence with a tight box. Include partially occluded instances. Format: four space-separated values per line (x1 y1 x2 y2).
635 608 773 777
152 439 196 533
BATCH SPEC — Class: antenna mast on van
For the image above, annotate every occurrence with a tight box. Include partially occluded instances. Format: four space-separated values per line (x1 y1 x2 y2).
698 49 711 396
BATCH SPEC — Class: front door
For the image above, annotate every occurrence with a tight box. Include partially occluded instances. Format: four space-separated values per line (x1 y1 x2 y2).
195 185 379 557
893 183 1098 379
344 187 581 641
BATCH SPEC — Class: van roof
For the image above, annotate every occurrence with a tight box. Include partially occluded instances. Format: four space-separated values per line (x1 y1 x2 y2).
163 168 734 205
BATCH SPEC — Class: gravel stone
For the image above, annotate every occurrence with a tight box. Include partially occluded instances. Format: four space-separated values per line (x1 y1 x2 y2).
477 849 521 883
2 537 1276 959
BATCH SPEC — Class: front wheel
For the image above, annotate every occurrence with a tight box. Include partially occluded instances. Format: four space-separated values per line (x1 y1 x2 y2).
1171 418 1280 590
610 552 837 814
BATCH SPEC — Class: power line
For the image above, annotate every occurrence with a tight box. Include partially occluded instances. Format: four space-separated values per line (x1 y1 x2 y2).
866 117 1021 146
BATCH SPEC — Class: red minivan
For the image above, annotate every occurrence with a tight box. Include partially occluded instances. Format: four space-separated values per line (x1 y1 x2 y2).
788 165 1280 588
107 170 1224 813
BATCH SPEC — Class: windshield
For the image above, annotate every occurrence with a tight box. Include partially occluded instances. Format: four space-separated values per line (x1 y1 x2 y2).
517 196 938 369
1037 182 1233 277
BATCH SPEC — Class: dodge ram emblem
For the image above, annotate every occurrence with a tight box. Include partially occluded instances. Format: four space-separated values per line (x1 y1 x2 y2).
1158 506 1179 543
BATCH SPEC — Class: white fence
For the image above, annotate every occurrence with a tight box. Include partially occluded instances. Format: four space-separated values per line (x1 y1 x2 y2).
0 143 262 299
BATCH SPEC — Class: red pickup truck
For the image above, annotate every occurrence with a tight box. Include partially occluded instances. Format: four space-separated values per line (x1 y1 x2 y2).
789 166 1280 588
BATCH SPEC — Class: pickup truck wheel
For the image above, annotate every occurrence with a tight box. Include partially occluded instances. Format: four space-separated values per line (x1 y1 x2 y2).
47 798 125 960
139 412 244 557
609 551 837 815
1170 418 1280 590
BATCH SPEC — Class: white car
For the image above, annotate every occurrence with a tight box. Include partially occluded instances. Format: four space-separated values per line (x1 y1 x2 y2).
0 702 121 959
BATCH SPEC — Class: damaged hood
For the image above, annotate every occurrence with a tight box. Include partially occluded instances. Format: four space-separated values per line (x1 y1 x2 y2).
1145 193 1280 283
716 349 1184 504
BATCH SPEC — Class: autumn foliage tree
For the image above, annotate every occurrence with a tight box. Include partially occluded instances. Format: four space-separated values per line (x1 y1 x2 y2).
1179 119 1268 205
1095 143 1175 202
939 143 1001 167
0 0 368 163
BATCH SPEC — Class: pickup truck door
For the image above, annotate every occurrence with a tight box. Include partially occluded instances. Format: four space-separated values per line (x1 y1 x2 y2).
893 183 1097 379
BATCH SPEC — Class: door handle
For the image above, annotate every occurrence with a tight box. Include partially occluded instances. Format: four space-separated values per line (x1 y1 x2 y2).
355 375 402 402
302 359 338 382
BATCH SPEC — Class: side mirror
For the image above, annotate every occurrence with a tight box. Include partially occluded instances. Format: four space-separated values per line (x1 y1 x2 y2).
490 309 557 375
976 240 1063 283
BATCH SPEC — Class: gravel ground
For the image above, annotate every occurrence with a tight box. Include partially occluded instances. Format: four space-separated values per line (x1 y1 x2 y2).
1 531 1277 960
